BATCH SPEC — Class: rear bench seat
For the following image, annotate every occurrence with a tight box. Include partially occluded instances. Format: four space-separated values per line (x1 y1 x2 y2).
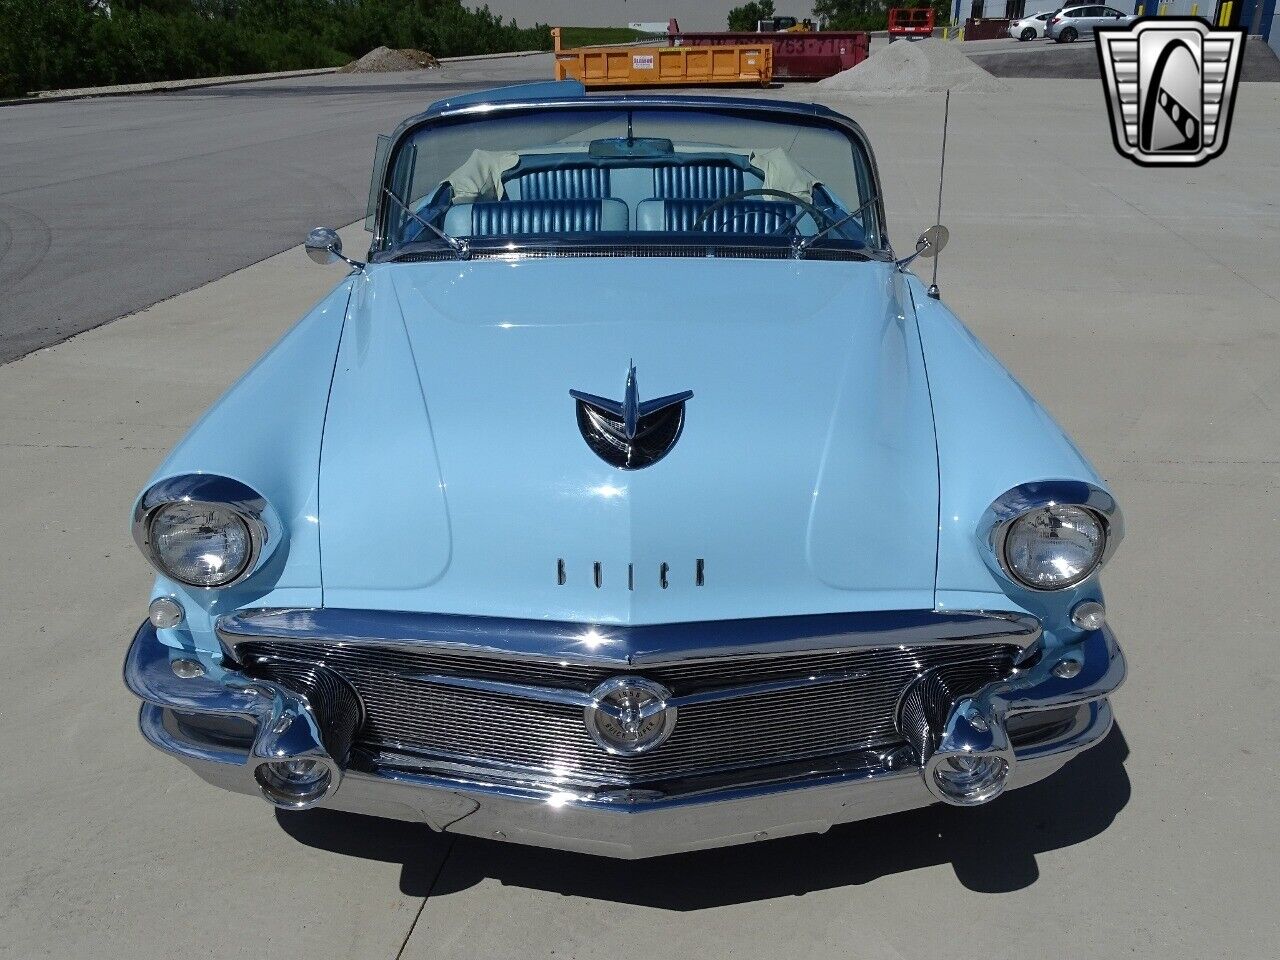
443 198 628 236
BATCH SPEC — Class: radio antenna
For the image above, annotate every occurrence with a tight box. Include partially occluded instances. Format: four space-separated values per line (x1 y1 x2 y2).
927 90 950 300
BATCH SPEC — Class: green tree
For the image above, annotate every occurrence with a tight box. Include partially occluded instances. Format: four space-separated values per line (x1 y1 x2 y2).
727 0 775 31
0 0 553 98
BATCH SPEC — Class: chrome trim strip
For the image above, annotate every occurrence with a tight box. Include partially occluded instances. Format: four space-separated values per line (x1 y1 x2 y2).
405 672 595 707
217 608 1042 667
403 666 878 710
667 669 872 707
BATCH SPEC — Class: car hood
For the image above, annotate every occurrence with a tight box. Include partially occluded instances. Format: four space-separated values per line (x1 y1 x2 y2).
318 256 939 624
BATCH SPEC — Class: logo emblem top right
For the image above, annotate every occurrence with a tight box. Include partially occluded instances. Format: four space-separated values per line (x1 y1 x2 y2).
1097 18 1247 167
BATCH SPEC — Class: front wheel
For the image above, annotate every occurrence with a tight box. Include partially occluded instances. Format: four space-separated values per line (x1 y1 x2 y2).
1057 27 1078 43
1020 27 1036 40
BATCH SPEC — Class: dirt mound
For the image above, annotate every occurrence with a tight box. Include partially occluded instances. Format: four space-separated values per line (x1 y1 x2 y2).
339 47 440 74
814 38 1003 95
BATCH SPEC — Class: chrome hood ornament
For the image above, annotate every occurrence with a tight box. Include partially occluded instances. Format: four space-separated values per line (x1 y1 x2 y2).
571 362 693 470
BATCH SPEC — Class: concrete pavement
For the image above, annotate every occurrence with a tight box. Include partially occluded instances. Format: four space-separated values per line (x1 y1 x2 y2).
2 77 1279 959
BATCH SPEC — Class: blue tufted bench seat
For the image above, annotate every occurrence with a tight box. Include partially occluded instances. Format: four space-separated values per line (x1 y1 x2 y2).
443 198 630 236
634 198 799 235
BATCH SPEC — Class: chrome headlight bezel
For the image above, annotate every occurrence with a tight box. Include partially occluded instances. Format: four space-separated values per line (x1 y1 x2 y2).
980 481 1122 592
132 474 280 589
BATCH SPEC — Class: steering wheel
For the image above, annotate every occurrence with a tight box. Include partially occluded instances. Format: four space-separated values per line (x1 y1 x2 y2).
688 188 836 236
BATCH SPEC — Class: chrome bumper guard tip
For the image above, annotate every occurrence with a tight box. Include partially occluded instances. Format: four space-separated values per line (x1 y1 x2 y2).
125 622 360 810
900 625 1124 807
124 619 1124 857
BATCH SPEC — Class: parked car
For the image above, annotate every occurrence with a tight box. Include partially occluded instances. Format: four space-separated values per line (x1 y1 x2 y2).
1008 10 1055 40
124 82 1125 859
1047 5 1134 42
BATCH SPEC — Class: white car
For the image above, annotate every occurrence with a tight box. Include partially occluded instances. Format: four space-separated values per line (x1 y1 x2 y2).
1047 5 1136 42
1007 11 1054 40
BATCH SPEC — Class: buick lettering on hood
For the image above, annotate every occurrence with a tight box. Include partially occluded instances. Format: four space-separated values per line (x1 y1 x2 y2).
124 83 1125 858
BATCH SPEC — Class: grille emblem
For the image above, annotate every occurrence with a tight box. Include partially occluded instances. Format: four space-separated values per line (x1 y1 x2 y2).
571 362 692 470
583 677 677 755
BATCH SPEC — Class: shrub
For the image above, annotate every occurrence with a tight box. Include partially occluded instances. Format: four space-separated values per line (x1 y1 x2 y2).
0 0 552 97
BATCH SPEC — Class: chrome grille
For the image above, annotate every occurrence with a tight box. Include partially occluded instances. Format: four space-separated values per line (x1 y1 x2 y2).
237 640 1017 788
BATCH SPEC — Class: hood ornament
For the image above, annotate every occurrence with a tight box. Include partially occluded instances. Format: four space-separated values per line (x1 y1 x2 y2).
571 362 692 470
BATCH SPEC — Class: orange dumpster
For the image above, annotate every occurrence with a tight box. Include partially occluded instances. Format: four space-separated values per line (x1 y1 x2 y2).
552 30 772 88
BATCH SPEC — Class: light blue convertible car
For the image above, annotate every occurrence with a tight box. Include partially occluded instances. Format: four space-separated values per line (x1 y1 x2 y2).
124 82 1125 858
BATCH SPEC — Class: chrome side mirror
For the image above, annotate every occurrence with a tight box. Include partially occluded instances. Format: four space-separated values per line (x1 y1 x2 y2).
895 224 949 272
915 224 949 259
305 227 364 270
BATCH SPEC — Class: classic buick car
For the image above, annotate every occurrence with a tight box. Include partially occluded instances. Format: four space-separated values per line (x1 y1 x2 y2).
124 82 1125 858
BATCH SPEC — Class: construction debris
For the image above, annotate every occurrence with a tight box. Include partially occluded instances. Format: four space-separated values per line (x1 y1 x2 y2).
339 47 440 74
813 38 1003 95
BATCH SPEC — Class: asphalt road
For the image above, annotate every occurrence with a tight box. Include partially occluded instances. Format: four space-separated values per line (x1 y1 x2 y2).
0 55 552 364
2 70 1279 958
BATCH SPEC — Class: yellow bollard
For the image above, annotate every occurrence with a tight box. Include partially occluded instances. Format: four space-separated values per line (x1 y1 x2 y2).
1190 3 1198 14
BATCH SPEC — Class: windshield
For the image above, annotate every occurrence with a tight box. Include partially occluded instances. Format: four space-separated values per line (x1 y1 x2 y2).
373 103 884 258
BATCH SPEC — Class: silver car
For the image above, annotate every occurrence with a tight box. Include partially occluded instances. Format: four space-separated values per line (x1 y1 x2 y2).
1007 11 1054 40
1046 5 1134 42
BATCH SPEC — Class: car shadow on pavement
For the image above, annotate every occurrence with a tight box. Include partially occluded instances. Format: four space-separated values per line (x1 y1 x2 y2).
277 725 1129 905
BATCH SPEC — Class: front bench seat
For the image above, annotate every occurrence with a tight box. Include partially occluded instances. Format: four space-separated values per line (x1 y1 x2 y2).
444 198 629 236
635 198 799 235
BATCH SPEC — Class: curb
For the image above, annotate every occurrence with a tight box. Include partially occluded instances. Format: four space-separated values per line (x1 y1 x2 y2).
1 49 551 106
9 67 339 105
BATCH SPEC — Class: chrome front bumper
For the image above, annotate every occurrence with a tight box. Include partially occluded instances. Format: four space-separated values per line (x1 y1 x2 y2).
125 619 1123 858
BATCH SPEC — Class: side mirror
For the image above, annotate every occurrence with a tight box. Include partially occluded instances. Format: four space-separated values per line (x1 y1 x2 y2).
896 223 949 272
305 227 343 265
914 224 949 259
305 227 364 270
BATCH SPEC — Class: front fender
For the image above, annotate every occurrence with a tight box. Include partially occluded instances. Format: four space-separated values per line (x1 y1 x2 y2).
136 280 354 653
907 276 1120 639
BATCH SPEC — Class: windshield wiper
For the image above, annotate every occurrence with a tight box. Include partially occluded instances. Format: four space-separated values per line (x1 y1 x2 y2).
383 188 469 259
794 194 881 254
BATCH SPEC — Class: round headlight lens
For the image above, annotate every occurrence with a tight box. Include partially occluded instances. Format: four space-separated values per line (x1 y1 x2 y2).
1002 504 1105 590
148 501 252 587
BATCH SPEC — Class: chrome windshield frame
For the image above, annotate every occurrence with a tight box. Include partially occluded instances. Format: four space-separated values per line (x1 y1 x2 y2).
368 94 891 260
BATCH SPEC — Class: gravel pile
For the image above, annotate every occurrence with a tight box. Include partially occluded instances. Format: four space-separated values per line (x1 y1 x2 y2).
814 38 1003 95
339 47 440 73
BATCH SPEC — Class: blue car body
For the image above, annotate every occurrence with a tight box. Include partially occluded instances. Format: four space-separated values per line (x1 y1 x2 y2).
125 84 1124 858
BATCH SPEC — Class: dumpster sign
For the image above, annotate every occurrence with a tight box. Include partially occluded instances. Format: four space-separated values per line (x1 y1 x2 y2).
632 54 655 70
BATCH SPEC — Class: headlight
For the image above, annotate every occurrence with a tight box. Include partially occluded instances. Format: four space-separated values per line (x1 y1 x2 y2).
133 474 280 589
1002 504 1105 590
148 501 252 587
